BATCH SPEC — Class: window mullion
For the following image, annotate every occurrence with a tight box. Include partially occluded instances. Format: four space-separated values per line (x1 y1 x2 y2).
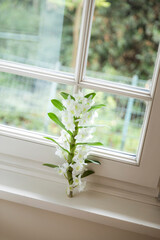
136 100 152 165
79 79 152 101
0 60 75 86
74 0 95 93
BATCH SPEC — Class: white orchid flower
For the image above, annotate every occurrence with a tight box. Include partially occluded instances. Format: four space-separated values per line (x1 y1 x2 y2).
73 91 85 102
75 128 93 142
71 162 84 176
58 162 69 176
62 96 75 110
55 148 64 159
61 110 75 131
76 145 90 156
73 174 82 187
78 181 86 192
59 130 70 142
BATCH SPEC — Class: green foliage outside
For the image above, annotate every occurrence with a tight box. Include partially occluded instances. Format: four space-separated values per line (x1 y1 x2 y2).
87 0 160 80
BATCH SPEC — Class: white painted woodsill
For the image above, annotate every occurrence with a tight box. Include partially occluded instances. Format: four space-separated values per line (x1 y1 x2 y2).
0 169 160 239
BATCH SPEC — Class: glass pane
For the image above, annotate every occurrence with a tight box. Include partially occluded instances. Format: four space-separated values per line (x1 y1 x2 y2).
0 72 146 155
0 72 72 136
87 0 160 89
84 89 146 154
0 0 82 73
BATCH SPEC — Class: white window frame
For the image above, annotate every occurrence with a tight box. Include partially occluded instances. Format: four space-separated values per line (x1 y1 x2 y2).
0 0 160 196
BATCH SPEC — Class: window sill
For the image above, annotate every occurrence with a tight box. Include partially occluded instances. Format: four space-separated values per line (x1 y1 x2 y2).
0 124 137 164
0 169 160 239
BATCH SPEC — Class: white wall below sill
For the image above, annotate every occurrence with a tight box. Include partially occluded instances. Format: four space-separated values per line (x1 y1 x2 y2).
0 169 160 239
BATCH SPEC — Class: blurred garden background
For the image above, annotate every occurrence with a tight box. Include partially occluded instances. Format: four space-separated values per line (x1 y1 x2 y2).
0 0 159 154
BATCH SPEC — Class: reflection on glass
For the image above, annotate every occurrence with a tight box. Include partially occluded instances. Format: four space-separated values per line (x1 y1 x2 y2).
87 0 160 88
0 0 82 72
84 89 146 154
0 72 72 135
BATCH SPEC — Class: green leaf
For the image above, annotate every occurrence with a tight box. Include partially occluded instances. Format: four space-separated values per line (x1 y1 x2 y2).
84 92 96 99
44 137 70 154
60 92 75 100
85 159 101 165
48 112 72 136
76 142 103 146
51 99 66 111
48 112 64 128
81 170 95 178
43 163 59 168
88 104 106 112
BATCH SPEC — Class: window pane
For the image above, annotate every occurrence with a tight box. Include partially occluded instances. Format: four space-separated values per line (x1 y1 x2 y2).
0 72 146 155
87 0 160 89
84 89 146 154
0 0 82 72
0 72 72 135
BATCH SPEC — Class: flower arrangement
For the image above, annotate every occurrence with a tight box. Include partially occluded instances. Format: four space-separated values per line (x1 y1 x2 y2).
43 91 105 197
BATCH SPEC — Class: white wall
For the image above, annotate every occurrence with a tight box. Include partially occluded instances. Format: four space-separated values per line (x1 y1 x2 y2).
0 200 159 240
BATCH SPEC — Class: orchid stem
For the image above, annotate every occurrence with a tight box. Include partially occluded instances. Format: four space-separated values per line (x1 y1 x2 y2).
68 190 73 198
